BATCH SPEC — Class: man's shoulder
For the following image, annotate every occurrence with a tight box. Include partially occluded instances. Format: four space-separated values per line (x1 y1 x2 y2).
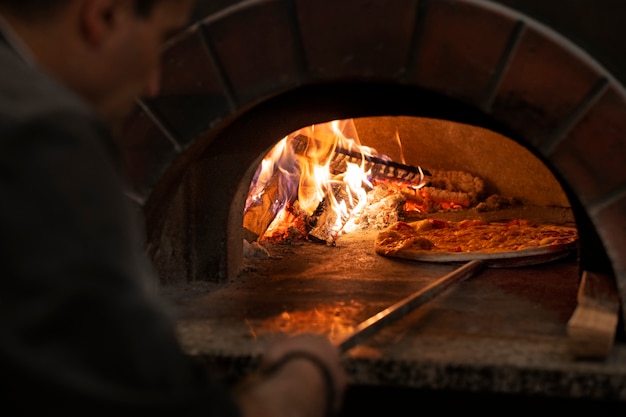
0 44 95 124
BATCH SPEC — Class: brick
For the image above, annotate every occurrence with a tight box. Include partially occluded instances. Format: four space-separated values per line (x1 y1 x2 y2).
117 107 179 200
204 0 304 104
160 28 223 95
150 29 231 146
492 24 604 143
296 0 418 80
591 194 626 312
550 87 626 204
408 0 517 107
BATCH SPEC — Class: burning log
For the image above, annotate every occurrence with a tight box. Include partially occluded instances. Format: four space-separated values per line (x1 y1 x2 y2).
293 134 431 184
350 185 405 230
306 184 407 244
399 170 488 214
330 143 429 182
243 170 293 240
307 185 351 244
243 180 276 239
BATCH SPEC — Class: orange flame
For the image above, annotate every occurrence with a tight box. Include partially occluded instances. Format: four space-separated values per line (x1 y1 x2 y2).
245 119 422 241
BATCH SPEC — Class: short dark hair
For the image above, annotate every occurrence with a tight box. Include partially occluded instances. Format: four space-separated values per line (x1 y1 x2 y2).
0 0 161 19
133 0 160 17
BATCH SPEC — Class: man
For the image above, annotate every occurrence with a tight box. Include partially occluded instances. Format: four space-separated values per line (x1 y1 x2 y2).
0 1 346 415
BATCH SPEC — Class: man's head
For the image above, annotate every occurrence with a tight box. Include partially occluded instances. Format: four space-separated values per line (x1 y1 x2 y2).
0 0 194 130
0 0 167 19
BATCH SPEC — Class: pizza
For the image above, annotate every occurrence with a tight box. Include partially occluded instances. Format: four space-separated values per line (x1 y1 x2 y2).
374 218 578 265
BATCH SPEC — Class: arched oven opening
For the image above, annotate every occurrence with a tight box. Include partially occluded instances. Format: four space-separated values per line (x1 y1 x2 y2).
116 0 626 412
143 82 611 283
139 82 621 411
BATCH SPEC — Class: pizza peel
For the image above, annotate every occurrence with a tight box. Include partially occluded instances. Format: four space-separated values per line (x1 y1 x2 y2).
335 241 578 353
335 259 485 353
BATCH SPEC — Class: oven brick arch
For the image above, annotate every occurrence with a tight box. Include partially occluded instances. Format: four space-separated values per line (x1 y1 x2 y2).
118 0 626 324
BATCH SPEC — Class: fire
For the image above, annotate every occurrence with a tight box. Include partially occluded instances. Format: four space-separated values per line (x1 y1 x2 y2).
244 118 479 243
245 119 393 242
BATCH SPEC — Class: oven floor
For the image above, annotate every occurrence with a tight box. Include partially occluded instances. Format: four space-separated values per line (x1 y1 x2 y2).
163 229 626 408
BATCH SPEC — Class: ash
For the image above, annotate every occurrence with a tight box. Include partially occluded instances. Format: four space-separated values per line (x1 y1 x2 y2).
349 184 405 230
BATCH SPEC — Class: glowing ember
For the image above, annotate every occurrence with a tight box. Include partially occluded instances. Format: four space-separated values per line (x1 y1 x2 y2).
246 302 364 345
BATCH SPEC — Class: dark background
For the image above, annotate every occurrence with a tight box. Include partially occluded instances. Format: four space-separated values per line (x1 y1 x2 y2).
189 0 626 89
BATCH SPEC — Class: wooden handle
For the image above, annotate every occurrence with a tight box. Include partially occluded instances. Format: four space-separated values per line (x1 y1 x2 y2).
567 270 620 358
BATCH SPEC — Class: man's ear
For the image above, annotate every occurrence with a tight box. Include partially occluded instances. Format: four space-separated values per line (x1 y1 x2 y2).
79 0 128 47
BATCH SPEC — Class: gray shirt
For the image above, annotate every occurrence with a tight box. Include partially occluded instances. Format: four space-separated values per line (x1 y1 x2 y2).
0 20 238 416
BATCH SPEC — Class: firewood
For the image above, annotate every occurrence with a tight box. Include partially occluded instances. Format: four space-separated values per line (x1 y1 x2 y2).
243 171 284 240
307 185 351 244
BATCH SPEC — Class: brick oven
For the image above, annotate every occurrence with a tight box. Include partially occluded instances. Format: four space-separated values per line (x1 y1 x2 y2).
117 0 626 413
